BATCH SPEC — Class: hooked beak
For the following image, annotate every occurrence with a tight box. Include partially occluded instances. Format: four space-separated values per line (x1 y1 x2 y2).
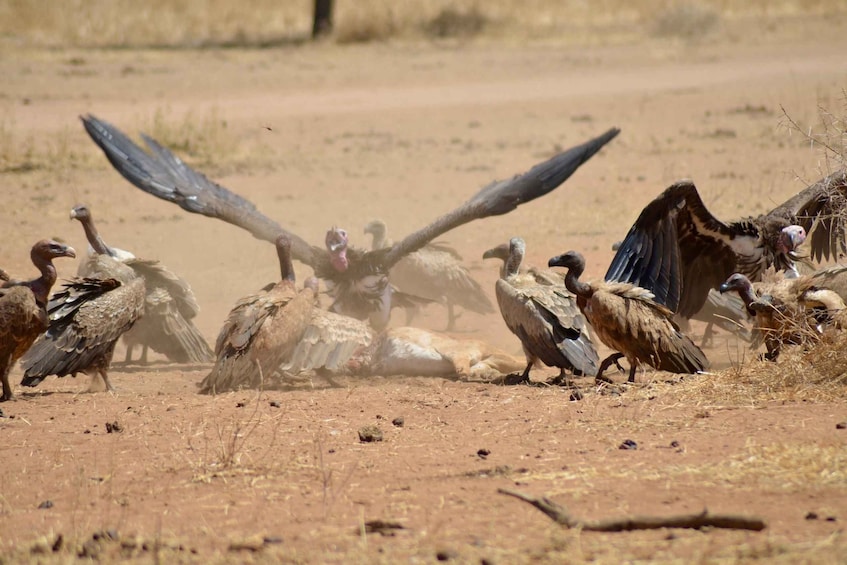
63 245 77 259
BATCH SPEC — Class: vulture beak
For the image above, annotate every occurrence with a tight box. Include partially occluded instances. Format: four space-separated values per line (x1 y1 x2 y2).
64 246 77 259
718 282 732 294
69 209 78 220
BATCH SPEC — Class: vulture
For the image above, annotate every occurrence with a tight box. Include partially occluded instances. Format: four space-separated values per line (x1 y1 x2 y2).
0 240 76 401
605 173 847 320
483 238 599 384
81 114 619 329
548 251 709 383
199 236 315 394
363 219 494 330
719 271 845 361
20 253 146 393
70 204 213 364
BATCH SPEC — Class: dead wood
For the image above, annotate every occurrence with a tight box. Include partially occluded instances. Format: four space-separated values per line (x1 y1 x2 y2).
498 488 767 532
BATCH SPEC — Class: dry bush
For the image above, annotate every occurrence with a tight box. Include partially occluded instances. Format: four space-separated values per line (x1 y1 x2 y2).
1 0 845 48
649 2 720 40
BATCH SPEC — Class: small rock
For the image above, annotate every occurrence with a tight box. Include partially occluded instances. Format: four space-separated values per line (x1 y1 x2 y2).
37 500 53 509
805 512 819 520
83 429 91 434
105 421 122 434
269 401 281 408
0 408 5 417
52 534 64 552
477 448 491 459
358 425 383 443
263 536 283 545
228 535 265 552
392 416 404 427
436 548 459 561
826 516 837 522
670 440 680 448
618 439 638 450
569 389 583 401
836 421 847 430
236 402 246 408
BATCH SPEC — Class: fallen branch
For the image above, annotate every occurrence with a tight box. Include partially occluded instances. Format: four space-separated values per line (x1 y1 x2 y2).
498 488 766 532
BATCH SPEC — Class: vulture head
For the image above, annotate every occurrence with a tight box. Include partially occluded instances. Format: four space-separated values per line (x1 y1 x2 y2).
778 225 807 255
481 243 510 262
32 240 76 263
719 273 757 315
547 250 585 273
325 227 349 272
363 220 387 247
69 204 91 223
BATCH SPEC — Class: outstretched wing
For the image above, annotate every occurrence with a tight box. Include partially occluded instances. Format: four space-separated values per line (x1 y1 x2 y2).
605 181 743 318
768 169 847 262
382 128 621 269
81 114 322 266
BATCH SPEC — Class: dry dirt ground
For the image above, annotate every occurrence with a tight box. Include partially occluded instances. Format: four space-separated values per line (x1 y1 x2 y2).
2 14 847 564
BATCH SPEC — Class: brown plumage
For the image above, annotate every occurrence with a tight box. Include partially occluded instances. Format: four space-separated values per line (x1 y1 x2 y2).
199 236 315 394
70 204 213 364
83 114 619 329
364 219 494 330
605 173 847 319
548 251 709 383
719 271 845 360
20 254 145 393
0 240 76 401
483 238 598 384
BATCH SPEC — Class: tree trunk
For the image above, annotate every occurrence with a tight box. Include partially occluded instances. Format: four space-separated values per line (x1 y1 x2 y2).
312 0 334 38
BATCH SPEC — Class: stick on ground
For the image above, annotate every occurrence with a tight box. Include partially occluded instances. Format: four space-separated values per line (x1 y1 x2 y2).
498 488 767 532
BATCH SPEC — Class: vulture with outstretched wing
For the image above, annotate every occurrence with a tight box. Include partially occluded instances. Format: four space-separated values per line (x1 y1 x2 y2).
0 240 76 401
81 114 619 329
605 173 847 319
70 204 213 364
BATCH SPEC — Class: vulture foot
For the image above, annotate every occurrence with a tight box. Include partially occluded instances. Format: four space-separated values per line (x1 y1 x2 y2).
87 371 115 393
498 372 531 386
596 352 626 385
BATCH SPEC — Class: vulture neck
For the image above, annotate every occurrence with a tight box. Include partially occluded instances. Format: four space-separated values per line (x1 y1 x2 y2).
329 249 349 273
28 250 58 307
562 261 592 299
504 250 523 278
733 284 758 317
369 228 388 250
78 215 114 256
277 244 296 282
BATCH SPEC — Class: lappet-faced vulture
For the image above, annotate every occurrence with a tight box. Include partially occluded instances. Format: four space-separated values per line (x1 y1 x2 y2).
81 114 619 330
484 237 599 384
364 219 494 331
20 253 146 393
605 173 847 320
69 204 213 364
0 240 76 401
548 250 709 383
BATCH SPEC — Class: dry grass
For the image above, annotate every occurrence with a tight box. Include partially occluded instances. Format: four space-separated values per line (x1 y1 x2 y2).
0 0 844 48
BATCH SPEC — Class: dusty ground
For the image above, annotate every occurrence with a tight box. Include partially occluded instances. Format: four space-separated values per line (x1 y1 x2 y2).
1 12 847 563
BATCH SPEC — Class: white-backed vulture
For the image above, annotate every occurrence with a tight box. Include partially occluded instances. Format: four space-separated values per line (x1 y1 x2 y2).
719 271 845 361
484 238 599 384
363 219 493 330
199 236 315 394
20 254 146 393
0 241 76 401
605 173 847 319
548 251 709 383
70 204 213 364
82 114 619 329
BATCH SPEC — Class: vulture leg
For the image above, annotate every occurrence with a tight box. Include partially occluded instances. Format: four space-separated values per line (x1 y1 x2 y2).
502 362 533 386
404 303 420 326
628 362 638 383
547 368 575 388
1 353 12 401
445 302 461 332
700 322 715 349
596 352 625 384
124 344 134 363
139 344 149 364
